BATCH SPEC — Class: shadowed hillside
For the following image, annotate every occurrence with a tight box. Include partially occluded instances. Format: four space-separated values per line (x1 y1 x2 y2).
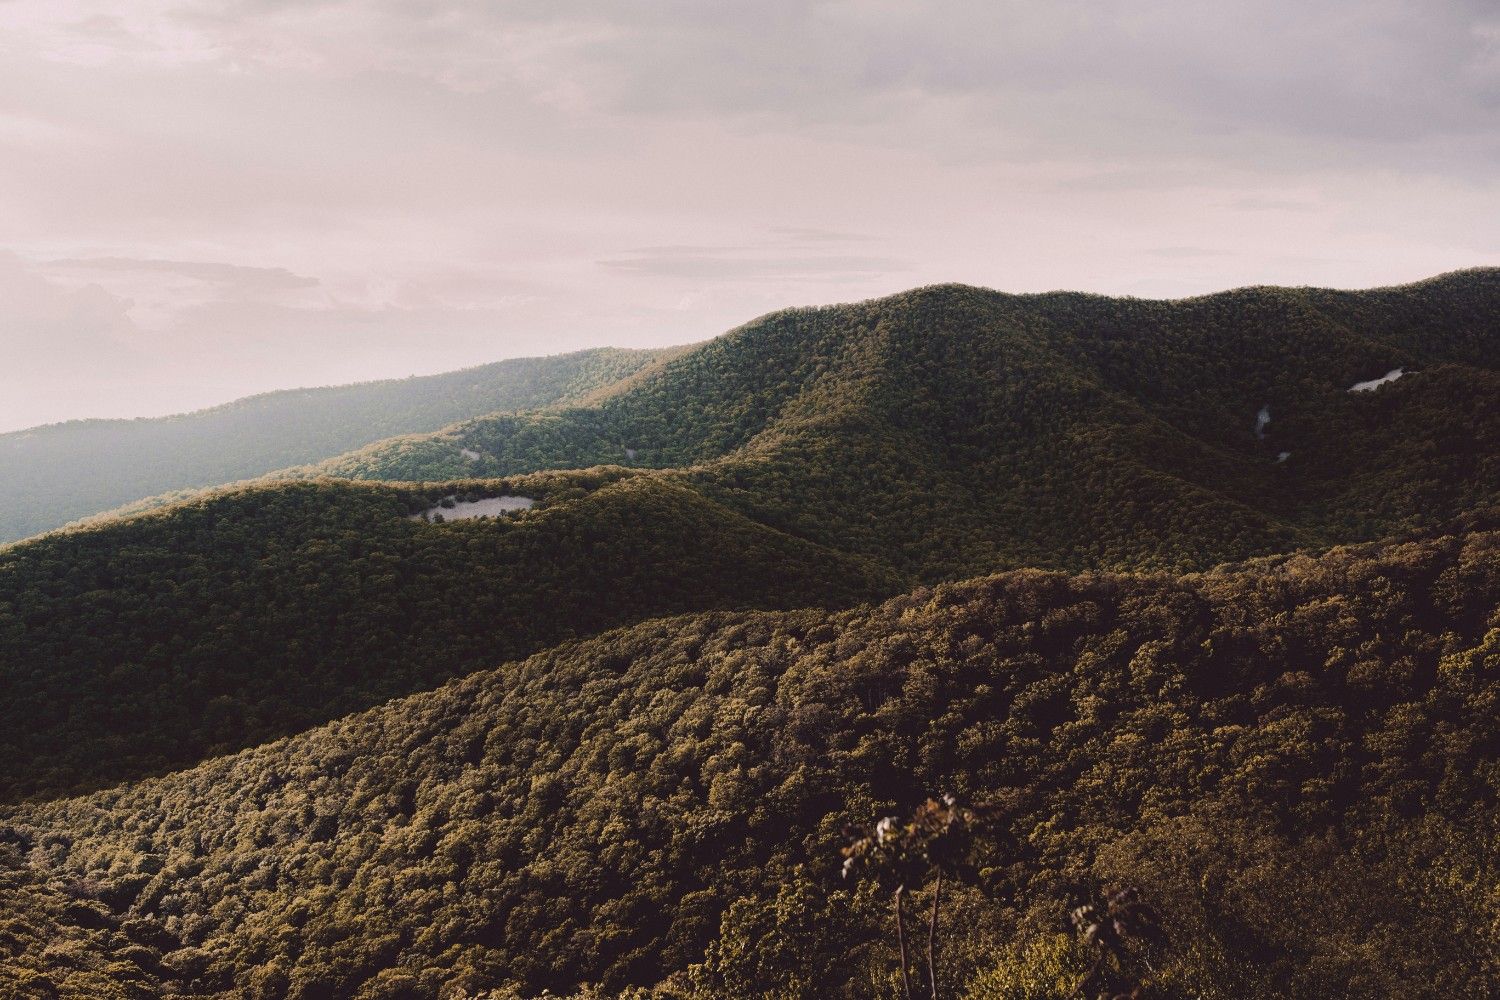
0 471 894 802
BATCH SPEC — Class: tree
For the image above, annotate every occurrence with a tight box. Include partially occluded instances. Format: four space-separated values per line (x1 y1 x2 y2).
842 796 974 999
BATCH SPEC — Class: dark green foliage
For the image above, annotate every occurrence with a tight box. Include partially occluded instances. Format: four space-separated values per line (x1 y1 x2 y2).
0 471 893 802
7 523 1497 997
0 347 667 544
302 269 1500 579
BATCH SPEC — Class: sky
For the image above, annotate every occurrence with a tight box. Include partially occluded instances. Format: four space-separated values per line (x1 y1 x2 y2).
0 1 1496 432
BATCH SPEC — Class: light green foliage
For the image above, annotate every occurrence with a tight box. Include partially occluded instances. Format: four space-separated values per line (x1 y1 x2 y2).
303 269 1500 579
961 935 1089 1000
691 872 853 1000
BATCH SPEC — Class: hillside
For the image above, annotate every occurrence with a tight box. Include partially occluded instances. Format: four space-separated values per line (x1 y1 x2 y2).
0 844 162 999
0 471 894 802
299 269 1500 578
0 347 670 545
7 518 1498 998
2 271 1497 997
3 272 1497 804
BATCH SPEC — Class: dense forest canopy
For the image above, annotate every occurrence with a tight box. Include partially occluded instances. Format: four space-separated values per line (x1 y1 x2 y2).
293 269 1500 578
0 347 671 545
5 517 1498 997
0 471 893 802
1 271 1497 998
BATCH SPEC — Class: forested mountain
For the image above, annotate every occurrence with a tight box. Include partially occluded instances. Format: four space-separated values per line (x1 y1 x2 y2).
0 347 670 544
0 471 893 801
5 517 1497 998
2 271 1497 998
297 269 1500 578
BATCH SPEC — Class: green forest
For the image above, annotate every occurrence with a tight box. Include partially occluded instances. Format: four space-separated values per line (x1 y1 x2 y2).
0 471 892 801
5 518 1498 997
300 269 1500 578
1 271 1498 998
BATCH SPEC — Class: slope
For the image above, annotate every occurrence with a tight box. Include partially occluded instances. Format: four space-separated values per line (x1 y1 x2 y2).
298 269 1500 578
0 347 670 545
7 516 1498 998
0 470 895 802
4 272 1496 805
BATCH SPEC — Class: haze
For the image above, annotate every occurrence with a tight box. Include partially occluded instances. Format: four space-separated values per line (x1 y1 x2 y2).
1 0 1496 432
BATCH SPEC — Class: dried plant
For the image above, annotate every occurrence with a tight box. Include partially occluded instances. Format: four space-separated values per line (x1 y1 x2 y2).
842 796 974 1000
1070 887 1167 1000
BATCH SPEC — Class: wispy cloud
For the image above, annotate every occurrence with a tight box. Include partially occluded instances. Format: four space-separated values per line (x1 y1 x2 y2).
1146 247 1234 259
599 251 910 281
769 226 881 244
1229 196 1319 213
0 1 1494 429
46 256 319 291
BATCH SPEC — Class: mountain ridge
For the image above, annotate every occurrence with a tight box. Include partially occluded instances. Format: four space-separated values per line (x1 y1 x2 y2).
132 275 1472 591
0 346 676 544
3 269 1495 806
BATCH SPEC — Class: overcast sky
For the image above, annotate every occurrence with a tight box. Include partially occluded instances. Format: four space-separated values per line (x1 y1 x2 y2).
1 0 1496 431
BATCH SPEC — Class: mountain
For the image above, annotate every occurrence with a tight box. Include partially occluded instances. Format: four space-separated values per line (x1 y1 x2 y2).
299 269 1500 579
1 271 1497 997
0 347 672 545
0 470 893 802
6 517 1497 998
2 271 1497 802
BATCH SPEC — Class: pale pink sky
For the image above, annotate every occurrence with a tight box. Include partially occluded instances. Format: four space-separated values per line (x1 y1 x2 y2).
1 0 1496 431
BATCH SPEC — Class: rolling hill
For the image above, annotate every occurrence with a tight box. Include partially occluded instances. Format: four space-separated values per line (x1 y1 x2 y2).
300 269 1500 578
6 517 1497 997
0 470 893 802
3 271 1497 802
1 270 1497 998
0 347 672 545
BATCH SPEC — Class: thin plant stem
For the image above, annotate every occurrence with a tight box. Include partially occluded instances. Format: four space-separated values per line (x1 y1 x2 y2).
926 869 943 1000
895 885 913 1000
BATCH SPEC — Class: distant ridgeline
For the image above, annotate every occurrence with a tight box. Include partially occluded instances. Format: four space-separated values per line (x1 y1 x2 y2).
1 269 1498 998
0 347 670 544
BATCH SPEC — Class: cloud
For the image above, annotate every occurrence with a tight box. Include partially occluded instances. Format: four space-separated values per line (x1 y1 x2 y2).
770 227 881 244
0 253 153 429
1229 196 1319 213
0 1 1495 430
10 2 1497 165
46 257 319 292
598 250 911 281
0 252 650 432
1147 247 1234 259
29 256 323 334
598 229 909 282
